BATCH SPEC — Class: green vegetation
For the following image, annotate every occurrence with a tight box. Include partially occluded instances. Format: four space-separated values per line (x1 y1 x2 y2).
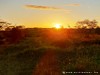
0 25 100 75
57 45 100 73
0 36 46 75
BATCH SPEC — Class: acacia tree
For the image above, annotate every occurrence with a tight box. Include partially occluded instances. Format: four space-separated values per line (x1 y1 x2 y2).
0 19 11 30
76 19 98 29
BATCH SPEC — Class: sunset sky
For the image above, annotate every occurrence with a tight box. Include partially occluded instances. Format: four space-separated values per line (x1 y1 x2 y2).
0 0 100 28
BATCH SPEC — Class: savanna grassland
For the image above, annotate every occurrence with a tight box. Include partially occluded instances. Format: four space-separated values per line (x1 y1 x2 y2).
0 28 100 75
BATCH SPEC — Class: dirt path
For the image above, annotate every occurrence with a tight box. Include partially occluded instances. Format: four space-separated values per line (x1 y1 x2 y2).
33 50 61 75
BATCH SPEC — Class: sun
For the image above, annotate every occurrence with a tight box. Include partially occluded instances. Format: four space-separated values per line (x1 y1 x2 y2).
54 24 62 29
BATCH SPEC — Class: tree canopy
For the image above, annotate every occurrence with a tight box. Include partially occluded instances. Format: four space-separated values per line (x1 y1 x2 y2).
76 19 98 29
0 19 11 30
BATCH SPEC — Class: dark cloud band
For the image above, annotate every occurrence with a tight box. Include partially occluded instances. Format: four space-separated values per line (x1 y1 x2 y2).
25 5 60 10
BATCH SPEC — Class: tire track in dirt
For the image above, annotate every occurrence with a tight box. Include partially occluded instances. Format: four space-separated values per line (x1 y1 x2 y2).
33 50 62 75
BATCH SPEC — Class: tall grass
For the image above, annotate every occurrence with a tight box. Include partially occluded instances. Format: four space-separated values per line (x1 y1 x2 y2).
0 28 100 75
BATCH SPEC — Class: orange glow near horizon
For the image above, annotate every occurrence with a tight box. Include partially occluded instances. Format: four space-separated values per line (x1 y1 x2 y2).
0 0 100 28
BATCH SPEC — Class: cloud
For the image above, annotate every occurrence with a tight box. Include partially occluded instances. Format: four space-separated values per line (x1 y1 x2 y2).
66 4 80 6
25 5 60 10
25 4 72 13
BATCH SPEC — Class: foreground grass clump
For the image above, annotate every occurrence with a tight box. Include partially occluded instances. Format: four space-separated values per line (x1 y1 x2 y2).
0 50 45 75
0 36 47 75
57 45 100 73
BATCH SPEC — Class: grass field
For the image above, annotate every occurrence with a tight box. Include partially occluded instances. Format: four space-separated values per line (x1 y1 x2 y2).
0 28 100 75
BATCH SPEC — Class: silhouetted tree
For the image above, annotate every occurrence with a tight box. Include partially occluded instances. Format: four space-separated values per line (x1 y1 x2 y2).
5 26 15 31
0 19 11 30
76 19 98 29
0 19 26 44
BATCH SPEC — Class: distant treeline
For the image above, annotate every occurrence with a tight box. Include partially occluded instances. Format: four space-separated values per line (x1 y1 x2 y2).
0 27 100 45
0 19 100 45
0 26 26 45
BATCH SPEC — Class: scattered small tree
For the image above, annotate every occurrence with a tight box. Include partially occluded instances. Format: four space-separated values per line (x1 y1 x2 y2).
0 19 26 44
76 19 98 29
0 19 11 30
